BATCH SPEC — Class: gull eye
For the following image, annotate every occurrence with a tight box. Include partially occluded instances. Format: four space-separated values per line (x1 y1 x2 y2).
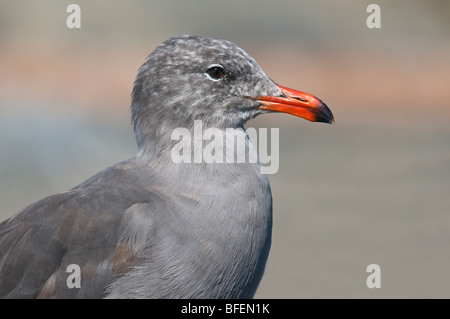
205 64 225 81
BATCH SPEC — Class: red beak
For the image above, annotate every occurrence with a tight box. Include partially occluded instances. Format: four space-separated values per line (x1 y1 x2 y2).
253 84 334 124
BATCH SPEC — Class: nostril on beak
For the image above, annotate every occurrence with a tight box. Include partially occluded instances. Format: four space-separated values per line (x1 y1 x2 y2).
295 97 308 103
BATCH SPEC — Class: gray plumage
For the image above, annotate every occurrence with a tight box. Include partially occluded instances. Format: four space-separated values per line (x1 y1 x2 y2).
0 35 332 298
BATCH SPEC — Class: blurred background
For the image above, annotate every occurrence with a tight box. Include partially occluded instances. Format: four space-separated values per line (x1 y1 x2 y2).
0 0 449 298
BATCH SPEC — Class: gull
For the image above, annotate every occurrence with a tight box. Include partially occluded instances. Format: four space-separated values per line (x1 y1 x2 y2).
0 35 333 298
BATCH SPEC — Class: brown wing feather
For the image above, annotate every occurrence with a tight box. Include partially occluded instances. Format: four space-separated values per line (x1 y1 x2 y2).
0 159 160 298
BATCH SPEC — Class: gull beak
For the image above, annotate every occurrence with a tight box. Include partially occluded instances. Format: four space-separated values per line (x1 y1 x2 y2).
253 84 334 124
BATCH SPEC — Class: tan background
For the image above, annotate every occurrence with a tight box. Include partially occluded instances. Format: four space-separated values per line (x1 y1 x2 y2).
0 0 449 298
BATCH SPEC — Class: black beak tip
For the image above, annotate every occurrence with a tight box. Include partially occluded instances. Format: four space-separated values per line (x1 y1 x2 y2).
316 102 334 124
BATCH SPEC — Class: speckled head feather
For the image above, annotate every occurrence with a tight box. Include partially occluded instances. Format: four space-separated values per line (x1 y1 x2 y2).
131 35 282 151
